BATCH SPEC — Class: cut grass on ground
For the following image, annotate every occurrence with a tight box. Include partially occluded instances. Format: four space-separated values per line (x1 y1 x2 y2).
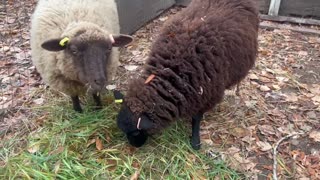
0 92 241 179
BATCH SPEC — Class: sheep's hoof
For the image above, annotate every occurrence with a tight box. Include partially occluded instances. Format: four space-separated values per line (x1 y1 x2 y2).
73 104 83 113
74 107 83 113
191 142 201 150
93 106 103 111
71 96 82 113
190 139 201 150
92 94 102 108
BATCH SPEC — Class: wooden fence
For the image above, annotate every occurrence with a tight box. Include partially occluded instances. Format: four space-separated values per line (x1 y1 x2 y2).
259 0 320 19
118 0 320 35
177 0 320 19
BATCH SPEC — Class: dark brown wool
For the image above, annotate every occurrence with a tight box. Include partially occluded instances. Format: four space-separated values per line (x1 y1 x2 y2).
125 0 259 134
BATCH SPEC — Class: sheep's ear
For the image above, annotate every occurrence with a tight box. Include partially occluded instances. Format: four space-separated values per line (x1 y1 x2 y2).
41 38 69 51
111 34 133 47
139 113 154 130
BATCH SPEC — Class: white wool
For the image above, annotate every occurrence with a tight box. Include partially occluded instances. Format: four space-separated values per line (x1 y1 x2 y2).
30 0 120 96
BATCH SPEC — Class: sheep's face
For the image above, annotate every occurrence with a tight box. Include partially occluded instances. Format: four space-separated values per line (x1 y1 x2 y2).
116 103 154 148
41 33 133 93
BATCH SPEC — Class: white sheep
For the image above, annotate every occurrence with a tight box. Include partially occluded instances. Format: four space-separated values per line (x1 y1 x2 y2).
30 0 133 112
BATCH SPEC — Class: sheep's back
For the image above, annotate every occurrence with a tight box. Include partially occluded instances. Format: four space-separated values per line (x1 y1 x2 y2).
141 0 259 118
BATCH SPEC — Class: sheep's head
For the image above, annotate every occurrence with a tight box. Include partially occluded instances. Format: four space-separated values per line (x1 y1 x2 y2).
114 90 155 148
41 32 133 93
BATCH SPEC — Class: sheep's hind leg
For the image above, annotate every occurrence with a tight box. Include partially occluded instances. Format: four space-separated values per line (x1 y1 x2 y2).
191 113 203 150
71 96 82 113
92 94 102 110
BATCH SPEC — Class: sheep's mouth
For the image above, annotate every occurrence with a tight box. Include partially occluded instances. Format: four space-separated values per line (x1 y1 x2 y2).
126 130 148 147
85 82 106 95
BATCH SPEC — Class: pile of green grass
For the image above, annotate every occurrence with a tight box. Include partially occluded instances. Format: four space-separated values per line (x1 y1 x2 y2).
0 93 241 179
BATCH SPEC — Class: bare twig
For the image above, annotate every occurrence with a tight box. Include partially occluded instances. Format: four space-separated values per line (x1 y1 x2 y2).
235 83 240 96
272 132 305 180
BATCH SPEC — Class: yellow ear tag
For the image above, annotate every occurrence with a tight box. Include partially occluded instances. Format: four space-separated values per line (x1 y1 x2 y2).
59 37 70 47
114 99 123 103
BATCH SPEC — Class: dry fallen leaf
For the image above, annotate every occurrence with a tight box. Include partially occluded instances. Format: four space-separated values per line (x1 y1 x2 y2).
106 159 117 171
268 108 286 118
27 144 40 154
7 17 15 24
248 73 259 80
49 146 64 155
123 145 137 155
298 51 308 56
256 141 272 151
259 50 269 56
276 76 289 83
0 46 10 52
86 138 96 147
258 125 276 136
272 85 281 90
202 138 213 146
124 65 139 71
231 153 256 171
309 131 320 142
300 124 313 132
33 98 44 105
105 132 112 143
130 171 140 180
132 161 140 169
159 16 168 21
285 93 299 102
230 127 250 138
306 111 317 119
259 85 271 92
227 147 241 154
95 137 103 150
54 160 61 174
244 100 257 108
312 95 320 103
309 85 320 95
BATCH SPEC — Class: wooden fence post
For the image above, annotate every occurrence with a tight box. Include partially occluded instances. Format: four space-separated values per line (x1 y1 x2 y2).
268 0 282 16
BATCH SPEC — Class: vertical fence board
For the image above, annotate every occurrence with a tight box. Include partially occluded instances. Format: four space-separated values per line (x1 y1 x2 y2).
175 0 271 14
268 0 282 16
117 0 320 35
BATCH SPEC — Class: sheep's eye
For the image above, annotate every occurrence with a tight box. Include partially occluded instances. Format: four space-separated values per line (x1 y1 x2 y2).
69 46 78 55
71 49 78 55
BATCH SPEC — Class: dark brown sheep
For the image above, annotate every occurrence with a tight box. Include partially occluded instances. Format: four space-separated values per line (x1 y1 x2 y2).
115 0 259 150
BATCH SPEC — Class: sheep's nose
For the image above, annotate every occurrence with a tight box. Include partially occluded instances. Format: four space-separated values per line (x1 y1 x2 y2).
92 78 106 89
94 78 104 86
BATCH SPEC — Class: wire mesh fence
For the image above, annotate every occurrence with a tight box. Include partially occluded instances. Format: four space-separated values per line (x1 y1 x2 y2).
0 0 41 136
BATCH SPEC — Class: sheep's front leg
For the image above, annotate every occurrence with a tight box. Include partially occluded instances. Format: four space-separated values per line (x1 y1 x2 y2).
92 93 102 110
71 96 82 113
191 113 203 150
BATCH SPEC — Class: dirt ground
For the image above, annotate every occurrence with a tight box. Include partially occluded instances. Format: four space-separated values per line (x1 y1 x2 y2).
1 1 319 179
